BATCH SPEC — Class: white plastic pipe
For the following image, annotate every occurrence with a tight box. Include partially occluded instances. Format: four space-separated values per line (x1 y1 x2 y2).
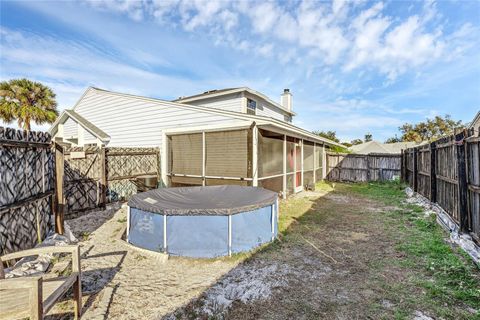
126 205 130 243
271 203 275 241
228 215 232 257
163 214 167 253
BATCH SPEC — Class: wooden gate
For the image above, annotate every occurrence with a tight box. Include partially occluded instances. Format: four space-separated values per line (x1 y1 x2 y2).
62 146 159 214
63 146 106 215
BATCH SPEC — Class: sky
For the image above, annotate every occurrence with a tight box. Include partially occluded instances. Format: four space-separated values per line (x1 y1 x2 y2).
1 0 479 143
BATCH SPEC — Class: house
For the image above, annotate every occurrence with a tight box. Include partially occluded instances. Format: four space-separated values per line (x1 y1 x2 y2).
349 140 425 155
49 87 342 197
468 111 480 135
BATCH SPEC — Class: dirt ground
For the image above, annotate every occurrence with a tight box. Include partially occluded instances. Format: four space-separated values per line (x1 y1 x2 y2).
52 206 240 320
47 183 479 320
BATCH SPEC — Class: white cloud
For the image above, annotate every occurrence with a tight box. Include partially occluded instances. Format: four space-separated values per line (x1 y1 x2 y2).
0 27 204 110
79 0 476 83
258 43 274 57
84 0 146 21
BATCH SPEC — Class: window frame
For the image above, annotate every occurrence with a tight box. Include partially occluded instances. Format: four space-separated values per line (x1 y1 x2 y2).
247 98 257 115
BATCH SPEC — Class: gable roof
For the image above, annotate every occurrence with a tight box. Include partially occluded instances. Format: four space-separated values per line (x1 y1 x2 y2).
174 87 296 116
350 140 424 154
49 109 110 141
55 87 342 148
469 111 480 129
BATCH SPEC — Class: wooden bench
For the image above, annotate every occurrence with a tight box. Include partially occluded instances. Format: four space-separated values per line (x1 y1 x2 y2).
0 245 82 320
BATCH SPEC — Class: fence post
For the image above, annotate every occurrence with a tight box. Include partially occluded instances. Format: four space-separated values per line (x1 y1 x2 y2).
430 142 437 203
54 143 65 235
456 131 468 232
100 147 107 208
366 155 371 182
413 148 418 192
400 150 404 182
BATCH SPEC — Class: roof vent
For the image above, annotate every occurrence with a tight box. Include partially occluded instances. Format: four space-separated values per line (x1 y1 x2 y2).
203 89 218 94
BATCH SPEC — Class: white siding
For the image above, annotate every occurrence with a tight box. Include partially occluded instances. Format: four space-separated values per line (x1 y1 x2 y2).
185 93 244 113
84 129 97 142
63 117 78 138
244 92 287 122
257 101 287 121
73 89 249 148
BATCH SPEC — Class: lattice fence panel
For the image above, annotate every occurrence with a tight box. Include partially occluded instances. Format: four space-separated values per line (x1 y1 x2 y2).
0 127 54 255
107 180 138 202
63 146 103 214
106 147 159 201
106 147 158 179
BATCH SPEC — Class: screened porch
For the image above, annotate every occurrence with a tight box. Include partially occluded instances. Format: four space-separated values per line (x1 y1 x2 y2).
163 126 327 197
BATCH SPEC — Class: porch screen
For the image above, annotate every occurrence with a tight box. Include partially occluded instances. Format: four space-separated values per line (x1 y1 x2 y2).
303 142 314 171
258 130 284 177
259 176 283 193
315 145 323 182
169 133 202 176
205 130 249 178
286 137 296 173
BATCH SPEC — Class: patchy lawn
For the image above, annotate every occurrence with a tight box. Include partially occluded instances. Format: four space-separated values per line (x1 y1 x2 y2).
170 182 480 320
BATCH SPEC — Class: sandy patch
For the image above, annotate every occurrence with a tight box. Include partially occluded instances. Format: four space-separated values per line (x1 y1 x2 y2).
55 206 240 320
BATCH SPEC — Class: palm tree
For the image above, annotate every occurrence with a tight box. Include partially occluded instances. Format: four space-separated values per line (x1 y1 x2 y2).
0 78 58 131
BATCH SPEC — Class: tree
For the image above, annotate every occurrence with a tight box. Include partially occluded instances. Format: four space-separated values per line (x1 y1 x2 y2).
399 115 463 142
351 139 363 145
385 135 402 143
364 133 373 142
312 130 340 143
0 79 58 130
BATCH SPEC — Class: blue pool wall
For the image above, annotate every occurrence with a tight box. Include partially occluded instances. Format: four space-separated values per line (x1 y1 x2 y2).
127 204 278 258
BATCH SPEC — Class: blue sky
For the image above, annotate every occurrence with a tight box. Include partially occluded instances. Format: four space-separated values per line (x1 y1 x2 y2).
1 0 479 142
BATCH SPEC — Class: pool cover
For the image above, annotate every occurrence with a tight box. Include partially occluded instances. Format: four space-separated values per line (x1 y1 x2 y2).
127 185 277 215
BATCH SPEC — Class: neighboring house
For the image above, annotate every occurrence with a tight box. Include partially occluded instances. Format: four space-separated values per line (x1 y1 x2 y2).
49 87 342 196
468 111 480 135
350 141 425 155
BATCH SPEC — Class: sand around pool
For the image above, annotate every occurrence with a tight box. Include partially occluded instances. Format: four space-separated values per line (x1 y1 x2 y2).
53 206 239 320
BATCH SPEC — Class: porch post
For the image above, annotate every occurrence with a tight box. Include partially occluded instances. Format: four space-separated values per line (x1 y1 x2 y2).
293 139 297 189
161 132 169 187
322 144 327 180
252 125 258 187
202 131 206 186
283 134 287 199
313 143 316 182
301 139 304 188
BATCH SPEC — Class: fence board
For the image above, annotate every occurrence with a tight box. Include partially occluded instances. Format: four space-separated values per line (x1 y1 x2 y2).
62 146 160 214
63 146 103 215
0 127 54 255
402 129 480 244
106 147 159 201
326 153 401 182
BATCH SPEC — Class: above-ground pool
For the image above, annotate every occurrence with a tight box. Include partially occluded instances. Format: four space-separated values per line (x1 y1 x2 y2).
126 185 278 258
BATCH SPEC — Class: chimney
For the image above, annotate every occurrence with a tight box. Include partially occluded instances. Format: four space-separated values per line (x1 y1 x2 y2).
281 88 292 112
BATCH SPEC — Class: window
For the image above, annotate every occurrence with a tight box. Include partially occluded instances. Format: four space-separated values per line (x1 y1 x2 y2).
247 98 256 115
284 114 292 122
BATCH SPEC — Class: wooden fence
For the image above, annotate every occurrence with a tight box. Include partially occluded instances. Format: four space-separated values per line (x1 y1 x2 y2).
0 125 160 254
62 146 159 216
402 129 480 244
326 153 402 182
0 127 55 255
63 146 105 214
